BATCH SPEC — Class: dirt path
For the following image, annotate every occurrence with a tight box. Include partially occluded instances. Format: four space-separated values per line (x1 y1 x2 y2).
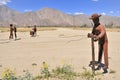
0 28 120 79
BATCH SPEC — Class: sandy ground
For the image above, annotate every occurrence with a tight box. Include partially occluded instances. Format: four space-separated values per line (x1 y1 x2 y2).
0 28 120 79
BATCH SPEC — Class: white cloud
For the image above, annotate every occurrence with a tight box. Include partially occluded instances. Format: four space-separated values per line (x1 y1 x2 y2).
74 12 84 15
91 0 99 2
101 12 106 15
66 12 84 15
0 0 11 5
110 11 114 14
24 9 32 12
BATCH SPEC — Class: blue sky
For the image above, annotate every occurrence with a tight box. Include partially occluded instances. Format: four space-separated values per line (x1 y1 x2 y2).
0 0 120 17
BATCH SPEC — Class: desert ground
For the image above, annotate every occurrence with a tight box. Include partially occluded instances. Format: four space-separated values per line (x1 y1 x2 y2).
0 27 120 79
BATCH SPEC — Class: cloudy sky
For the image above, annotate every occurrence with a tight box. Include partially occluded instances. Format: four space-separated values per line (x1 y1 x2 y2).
0 0 120 17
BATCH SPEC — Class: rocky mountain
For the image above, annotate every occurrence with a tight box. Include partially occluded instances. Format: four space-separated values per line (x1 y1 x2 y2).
0 5 120 27
0 5 20 24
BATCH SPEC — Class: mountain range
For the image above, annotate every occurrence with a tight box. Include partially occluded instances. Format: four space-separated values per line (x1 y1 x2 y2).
0 5 120 27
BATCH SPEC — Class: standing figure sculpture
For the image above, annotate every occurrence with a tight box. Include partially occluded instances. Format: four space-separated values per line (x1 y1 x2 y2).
88 13 109 73
9 24 14 39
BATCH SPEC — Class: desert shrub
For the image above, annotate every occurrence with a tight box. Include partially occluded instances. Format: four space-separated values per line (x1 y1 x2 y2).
17 70 33 80
80 67 102 80
52 64 78 80
1 67 17 80
40 62 50 80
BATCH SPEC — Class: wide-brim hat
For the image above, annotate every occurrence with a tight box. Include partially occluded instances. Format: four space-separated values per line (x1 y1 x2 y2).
89 13 101 19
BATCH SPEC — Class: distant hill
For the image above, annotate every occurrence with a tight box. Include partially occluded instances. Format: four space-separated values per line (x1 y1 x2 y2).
0 5 120 27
